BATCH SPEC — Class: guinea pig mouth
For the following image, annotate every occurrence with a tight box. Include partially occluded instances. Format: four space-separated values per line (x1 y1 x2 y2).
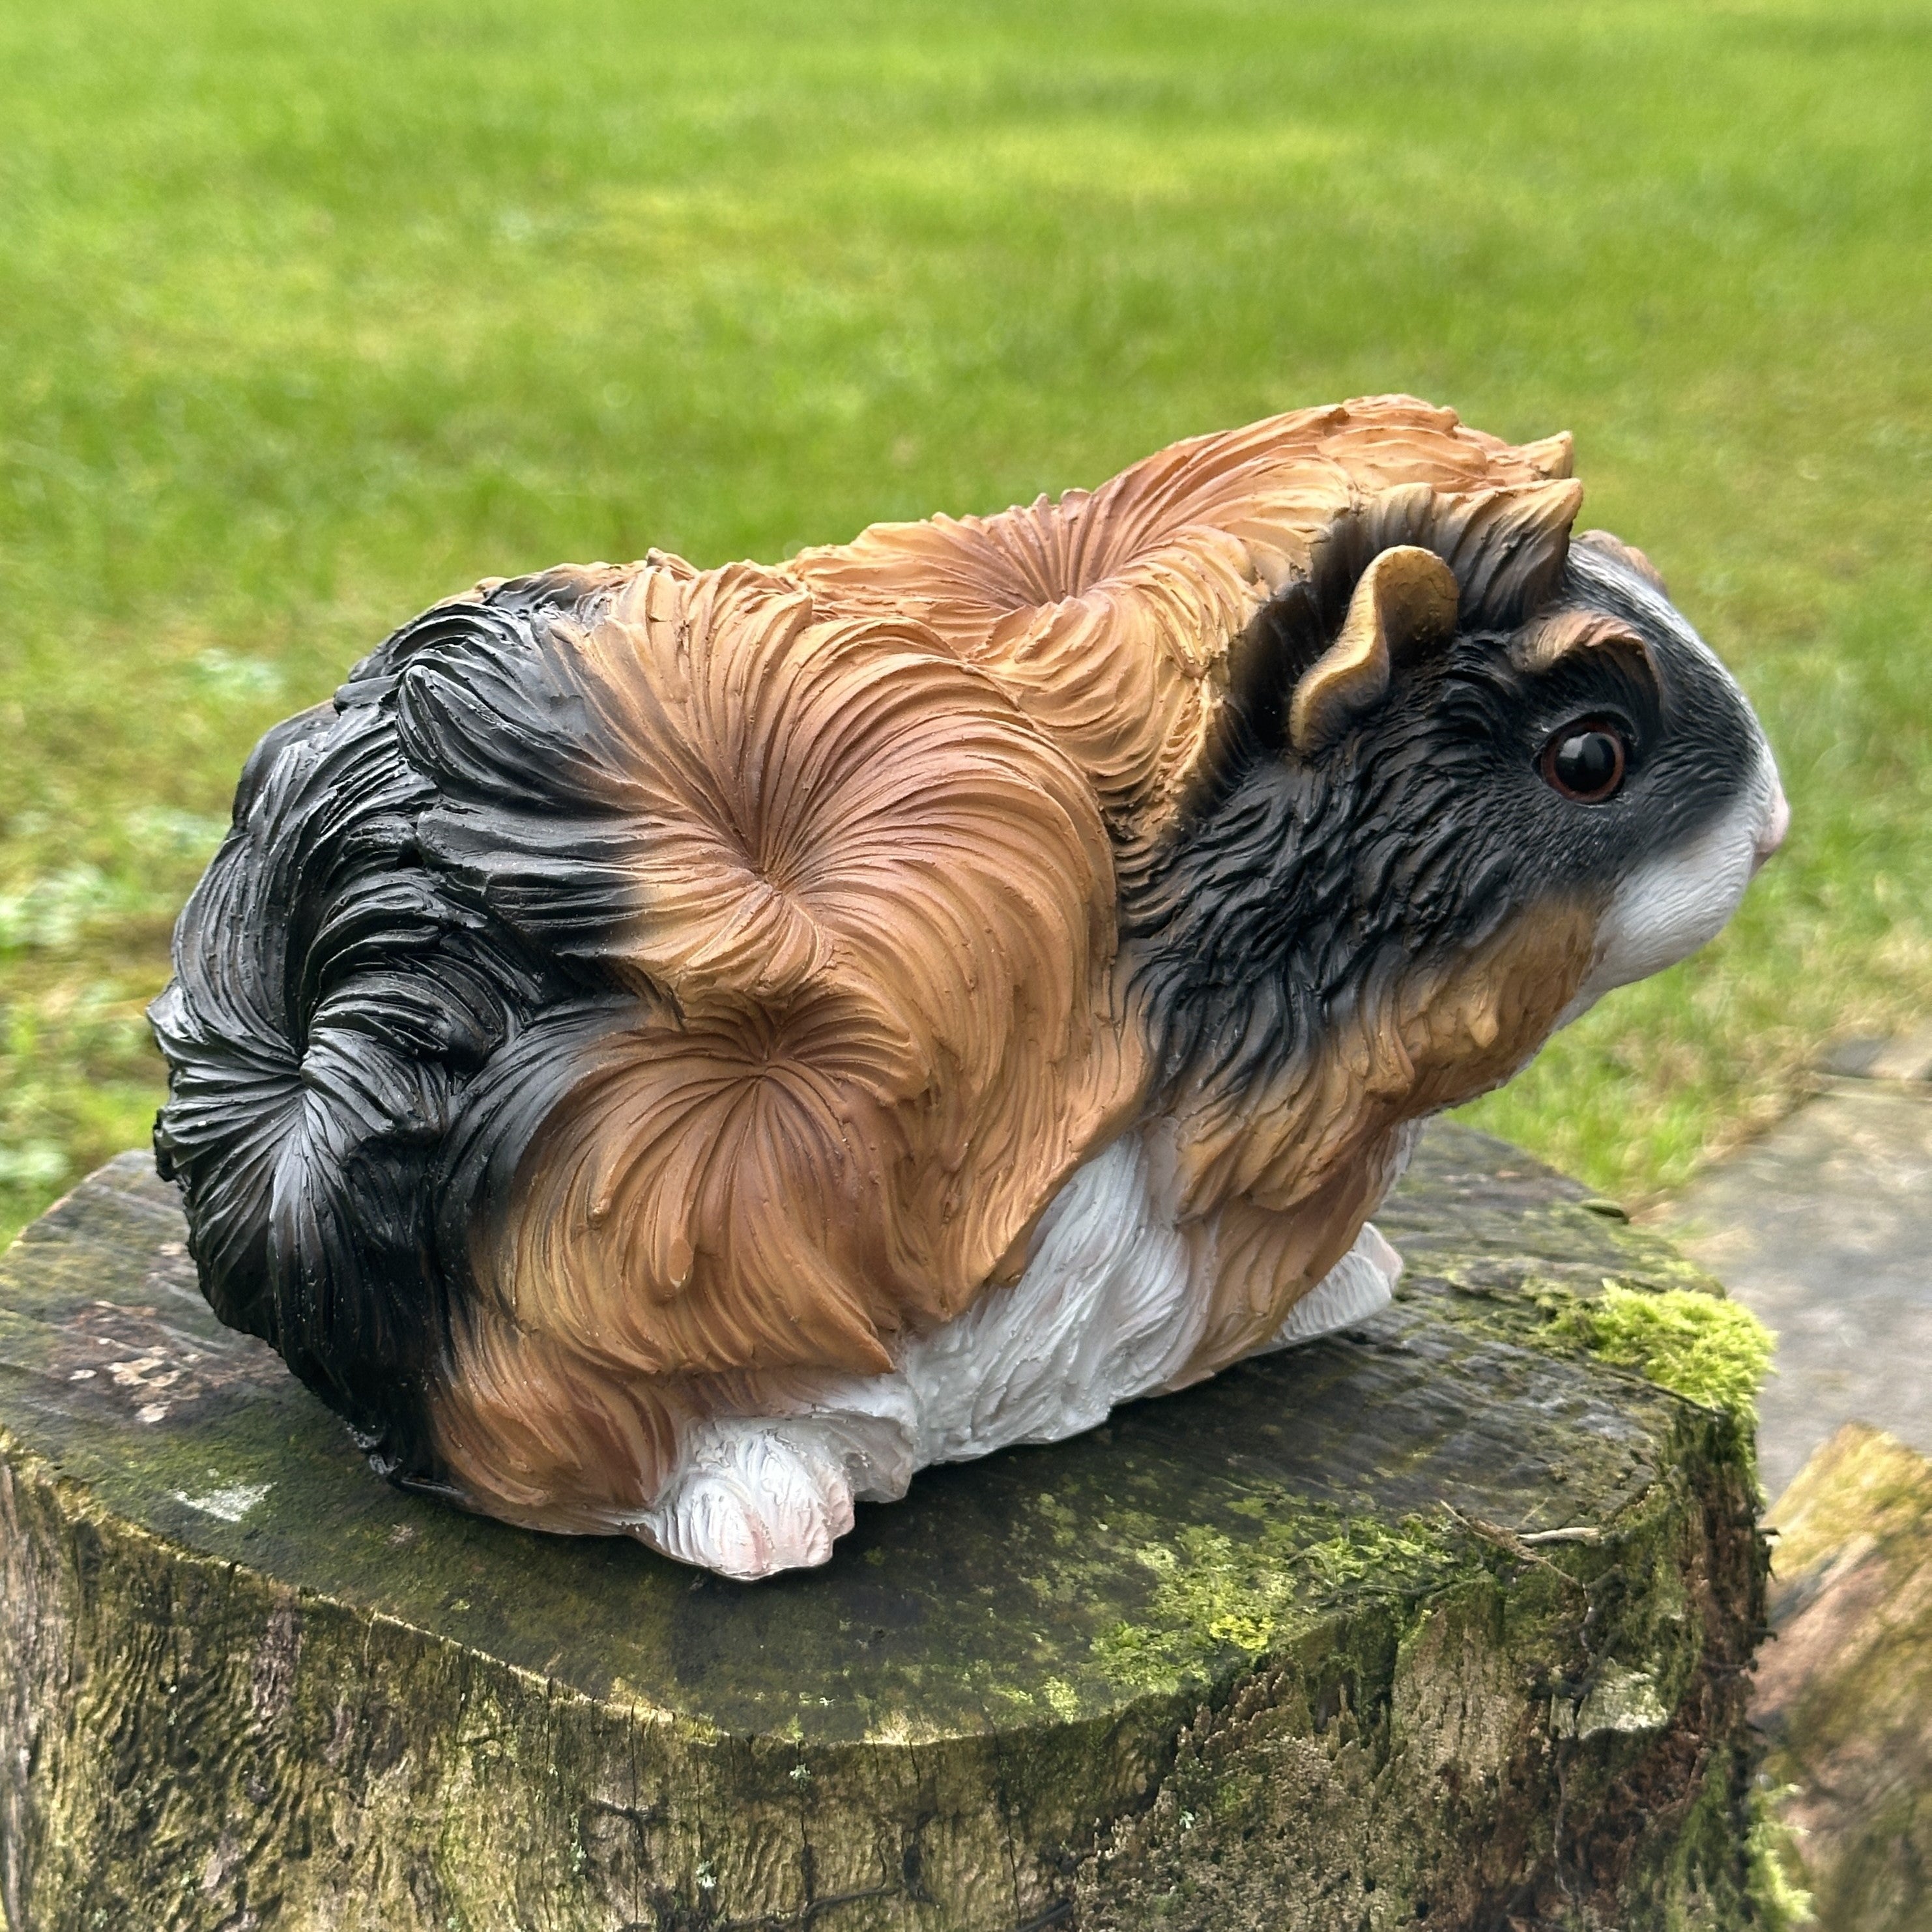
1558 755 1783 1028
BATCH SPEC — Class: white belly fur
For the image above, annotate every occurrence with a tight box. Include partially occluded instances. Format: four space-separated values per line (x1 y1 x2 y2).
632 1129 1405 1579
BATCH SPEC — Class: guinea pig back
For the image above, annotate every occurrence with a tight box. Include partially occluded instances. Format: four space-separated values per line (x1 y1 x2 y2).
150 396 1786 1578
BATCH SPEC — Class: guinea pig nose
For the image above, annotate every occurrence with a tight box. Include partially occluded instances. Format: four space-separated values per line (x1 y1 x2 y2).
1753 781 1791 869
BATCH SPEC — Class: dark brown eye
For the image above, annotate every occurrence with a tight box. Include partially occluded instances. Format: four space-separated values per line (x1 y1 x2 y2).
1539 719 1628 803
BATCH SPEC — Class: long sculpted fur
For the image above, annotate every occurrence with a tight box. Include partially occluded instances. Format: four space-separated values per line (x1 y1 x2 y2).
152 396 1786 1573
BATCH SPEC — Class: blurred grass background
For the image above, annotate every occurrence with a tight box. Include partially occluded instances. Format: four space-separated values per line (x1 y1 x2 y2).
1 0 1928 1243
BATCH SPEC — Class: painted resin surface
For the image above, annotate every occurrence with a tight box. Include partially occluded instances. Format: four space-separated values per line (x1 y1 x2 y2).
151 397 1785 1576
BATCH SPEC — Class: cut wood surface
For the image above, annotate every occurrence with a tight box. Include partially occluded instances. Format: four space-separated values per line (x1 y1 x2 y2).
0 1125 1766 1931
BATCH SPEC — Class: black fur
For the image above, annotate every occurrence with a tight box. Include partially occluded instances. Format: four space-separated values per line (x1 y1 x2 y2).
151 571 650 1482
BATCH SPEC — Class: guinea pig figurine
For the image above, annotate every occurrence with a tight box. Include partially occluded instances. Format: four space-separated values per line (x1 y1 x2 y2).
151 396 1787 1580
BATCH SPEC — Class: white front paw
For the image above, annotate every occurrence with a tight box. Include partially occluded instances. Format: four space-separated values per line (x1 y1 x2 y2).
637 1425 857 1580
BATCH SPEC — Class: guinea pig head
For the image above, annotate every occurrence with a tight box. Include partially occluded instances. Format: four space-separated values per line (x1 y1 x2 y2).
1124 481 1785 1214
1523 530 1789 1018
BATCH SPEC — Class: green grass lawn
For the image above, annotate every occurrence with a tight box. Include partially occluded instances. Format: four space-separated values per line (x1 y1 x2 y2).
2 0 1929 1244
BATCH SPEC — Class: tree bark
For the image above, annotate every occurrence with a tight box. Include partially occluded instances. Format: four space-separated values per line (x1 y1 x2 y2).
1754 1422 1932 1931
0 1126 1766 1931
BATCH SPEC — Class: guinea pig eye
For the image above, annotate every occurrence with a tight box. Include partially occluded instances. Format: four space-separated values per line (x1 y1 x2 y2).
1538 719 1628 803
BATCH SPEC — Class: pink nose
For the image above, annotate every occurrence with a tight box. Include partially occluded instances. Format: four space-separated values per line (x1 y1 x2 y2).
1753 782 1790 869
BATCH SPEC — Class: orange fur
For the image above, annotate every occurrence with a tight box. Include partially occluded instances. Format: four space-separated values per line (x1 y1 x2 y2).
429 396 1589 1518
1161 904 1601 1379
463 562 1140 1381
431 1314 687 1533
793 395 1577 844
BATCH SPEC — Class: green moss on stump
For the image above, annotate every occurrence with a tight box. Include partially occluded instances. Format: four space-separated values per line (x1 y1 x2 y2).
0 1125 1770 1929
1545 1286 1777 1431
1093 1508 1457 1695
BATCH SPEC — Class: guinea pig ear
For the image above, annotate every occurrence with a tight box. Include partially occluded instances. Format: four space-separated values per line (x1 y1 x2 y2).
1288 544 1460 755
1572 528 1668 596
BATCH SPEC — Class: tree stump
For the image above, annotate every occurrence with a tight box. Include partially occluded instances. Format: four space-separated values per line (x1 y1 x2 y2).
0 1125 1766 1931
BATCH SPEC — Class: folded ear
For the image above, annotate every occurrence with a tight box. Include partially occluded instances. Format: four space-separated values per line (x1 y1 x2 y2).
1288 545 1460 755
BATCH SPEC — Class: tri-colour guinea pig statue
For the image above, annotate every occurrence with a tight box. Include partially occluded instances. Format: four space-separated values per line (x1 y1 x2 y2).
151 396 1787 1580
